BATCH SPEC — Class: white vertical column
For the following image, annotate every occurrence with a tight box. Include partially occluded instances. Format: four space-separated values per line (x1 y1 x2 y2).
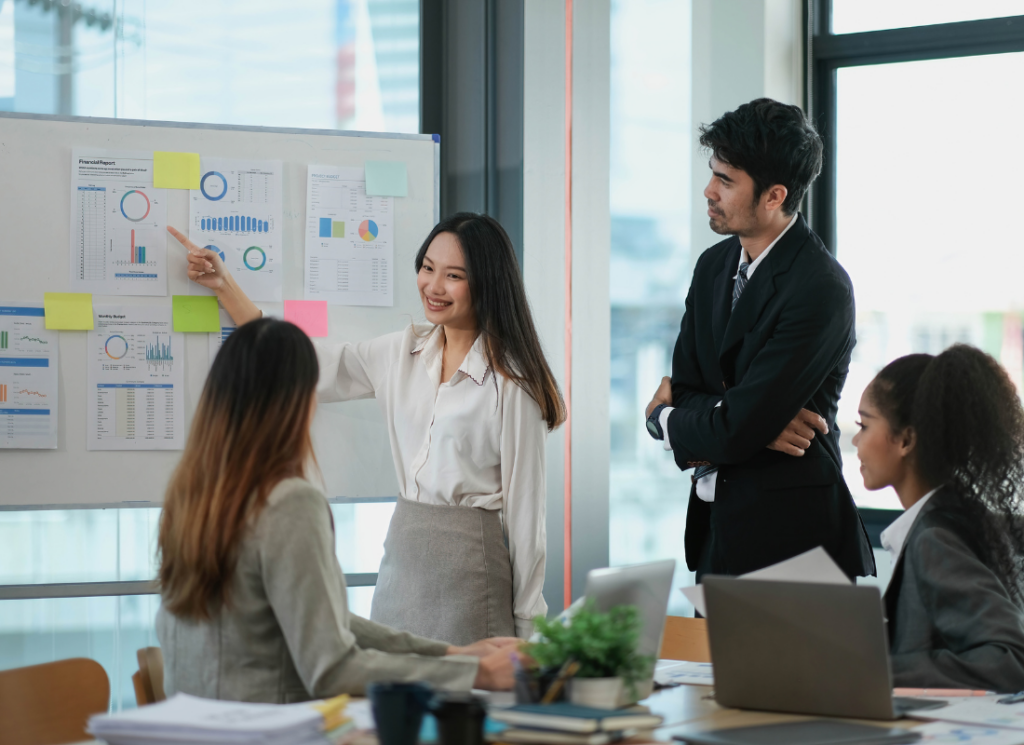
524 0 568 612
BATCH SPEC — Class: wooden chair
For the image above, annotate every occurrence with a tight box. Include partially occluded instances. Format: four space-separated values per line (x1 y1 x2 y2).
0 657 109 745
133 646 166 706
660 615 711 662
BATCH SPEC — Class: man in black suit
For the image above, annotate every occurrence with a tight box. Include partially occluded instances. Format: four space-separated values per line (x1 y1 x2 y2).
644 98 874 580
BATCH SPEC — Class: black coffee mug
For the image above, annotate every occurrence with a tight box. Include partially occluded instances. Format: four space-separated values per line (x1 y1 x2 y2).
368 681 434 745
431 691 487 745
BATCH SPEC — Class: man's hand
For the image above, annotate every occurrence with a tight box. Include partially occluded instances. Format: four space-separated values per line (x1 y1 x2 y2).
768 408 828 456
447 637 521 658
645 376 673 418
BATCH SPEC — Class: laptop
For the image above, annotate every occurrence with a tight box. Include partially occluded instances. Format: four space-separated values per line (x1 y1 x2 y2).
702 576 946 720
583 559 676 701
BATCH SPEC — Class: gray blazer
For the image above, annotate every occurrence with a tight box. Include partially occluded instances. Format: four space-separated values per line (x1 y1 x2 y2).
885 487 1024 693
156 478 479 702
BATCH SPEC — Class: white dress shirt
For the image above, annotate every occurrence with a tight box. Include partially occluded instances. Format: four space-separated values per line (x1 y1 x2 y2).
660 212 799 502
315 324 548 636
880 488 939 576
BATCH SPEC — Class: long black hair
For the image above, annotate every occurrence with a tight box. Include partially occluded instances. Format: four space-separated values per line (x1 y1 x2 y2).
870 345 1024 604
414 212 566 430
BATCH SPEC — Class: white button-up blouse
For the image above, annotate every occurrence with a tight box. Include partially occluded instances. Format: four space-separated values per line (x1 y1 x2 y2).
314 323 549 636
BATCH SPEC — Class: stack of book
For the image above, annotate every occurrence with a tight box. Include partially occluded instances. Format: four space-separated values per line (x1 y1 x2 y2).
490 702 664 745
88 692 357 745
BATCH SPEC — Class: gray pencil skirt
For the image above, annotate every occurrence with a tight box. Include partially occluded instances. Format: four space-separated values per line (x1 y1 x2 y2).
369 496 516 646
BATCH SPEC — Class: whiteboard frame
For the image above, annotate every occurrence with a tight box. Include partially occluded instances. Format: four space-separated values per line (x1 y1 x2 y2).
0 112 440 510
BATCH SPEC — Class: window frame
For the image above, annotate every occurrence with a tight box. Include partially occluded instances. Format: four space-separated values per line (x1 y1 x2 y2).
807 2 1024 541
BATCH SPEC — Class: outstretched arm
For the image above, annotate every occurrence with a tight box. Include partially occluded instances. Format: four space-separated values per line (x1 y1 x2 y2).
167 226 261 327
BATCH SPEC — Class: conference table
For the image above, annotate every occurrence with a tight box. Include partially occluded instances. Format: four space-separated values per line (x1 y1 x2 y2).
76 682 925 745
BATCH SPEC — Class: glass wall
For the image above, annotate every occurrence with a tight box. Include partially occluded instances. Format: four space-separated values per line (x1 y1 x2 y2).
0 0 419 133
0 0 415 702
608 0 695 615
831 0 1024 34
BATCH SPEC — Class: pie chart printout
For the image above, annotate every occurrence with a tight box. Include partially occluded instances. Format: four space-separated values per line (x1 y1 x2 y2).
120 190 151 222
359 219 378 241
204 245 227 262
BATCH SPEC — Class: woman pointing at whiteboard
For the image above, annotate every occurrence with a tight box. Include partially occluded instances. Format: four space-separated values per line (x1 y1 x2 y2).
167 213 564 644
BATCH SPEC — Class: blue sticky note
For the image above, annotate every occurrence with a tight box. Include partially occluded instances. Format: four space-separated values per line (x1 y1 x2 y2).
365 161 408 197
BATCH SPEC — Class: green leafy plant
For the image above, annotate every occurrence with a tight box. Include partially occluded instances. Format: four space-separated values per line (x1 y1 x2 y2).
527 601 653 693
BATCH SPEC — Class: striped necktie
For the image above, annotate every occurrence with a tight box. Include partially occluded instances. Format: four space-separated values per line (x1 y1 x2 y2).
692 260 751 483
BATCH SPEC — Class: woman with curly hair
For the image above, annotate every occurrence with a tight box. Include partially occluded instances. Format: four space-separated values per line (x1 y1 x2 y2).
853 344 1024 692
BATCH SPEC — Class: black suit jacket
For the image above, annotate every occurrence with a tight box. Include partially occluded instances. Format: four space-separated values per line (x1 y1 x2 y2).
884 488 1024 693
667 214 874 578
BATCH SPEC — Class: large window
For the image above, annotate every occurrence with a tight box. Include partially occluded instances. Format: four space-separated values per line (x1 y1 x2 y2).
813 2 1024 511
608 0 694 615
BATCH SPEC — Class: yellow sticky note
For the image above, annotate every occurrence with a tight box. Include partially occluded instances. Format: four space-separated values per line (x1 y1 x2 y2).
44 292 94 330
153 151 201 190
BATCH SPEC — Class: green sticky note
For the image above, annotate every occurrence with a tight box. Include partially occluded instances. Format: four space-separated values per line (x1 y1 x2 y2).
44 292 94 330
153 151 201 189
172 295 220 332
365 161 408 197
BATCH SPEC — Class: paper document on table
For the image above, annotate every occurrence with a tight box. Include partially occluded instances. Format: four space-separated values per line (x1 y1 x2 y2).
908 695 1024 731
345 698 375 730
188 157 284 302
0 303 58 449
304 164 394 306
681 546 850 616
87 305 184 451
654 659 714 687
70 149 168 296
912 720 1024 743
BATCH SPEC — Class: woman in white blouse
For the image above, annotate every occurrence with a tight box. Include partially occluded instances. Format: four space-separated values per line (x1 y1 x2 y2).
167 213 565 645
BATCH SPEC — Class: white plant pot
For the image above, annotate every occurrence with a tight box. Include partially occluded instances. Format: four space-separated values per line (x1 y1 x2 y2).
568 677 626 709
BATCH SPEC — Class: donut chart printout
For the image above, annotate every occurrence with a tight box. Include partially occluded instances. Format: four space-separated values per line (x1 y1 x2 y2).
188 157 284 302
69 148 168 296
87 305 184 451
0 303 58 449
303 164 394 307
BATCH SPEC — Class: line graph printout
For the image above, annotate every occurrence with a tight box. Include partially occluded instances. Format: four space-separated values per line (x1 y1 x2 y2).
87 305 184 451
0 304 58 449
189 157 283 302
304 165 394 306
70 149 168 296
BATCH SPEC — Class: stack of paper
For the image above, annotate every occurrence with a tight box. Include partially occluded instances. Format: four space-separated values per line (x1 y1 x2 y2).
654 660 714 687
88 693 356 745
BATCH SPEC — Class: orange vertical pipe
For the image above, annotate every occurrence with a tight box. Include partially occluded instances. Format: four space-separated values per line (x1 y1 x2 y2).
563 0 574 609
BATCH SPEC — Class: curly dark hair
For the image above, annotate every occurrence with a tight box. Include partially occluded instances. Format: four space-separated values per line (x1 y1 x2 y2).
698 97 823 215
870 345 1024 605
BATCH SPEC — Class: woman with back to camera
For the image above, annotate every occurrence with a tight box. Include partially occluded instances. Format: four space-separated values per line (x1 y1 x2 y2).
156 317 516 701
167 212 564 645
852 344 1024 692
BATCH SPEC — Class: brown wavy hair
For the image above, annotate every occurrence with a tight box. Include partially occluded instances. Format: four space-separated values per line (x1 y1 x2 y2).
158 318 320 620
415 212 566 430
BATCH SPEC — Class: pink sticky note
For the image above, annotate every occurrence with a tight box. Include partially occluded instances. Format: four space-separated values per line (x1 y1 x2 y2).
284 300 329 337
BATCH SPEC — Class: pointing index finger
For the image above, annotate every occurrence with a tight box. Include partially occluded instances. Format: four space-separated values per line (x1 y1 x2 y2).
166 225 201 254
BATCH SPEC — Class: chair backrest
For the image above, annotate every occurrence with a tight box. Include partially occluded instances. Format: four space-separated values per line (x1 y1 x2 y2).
0 657 110 745
660 615 711 662
135 647 166 706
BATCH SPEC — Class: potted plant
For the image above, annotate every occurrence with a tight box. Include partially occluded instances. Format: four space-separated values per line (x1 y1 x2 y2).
526 601 653 709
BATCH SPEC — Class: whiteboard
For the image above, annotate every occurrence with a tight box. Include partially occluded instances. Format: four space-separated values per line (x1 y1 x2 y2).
0 112 439 508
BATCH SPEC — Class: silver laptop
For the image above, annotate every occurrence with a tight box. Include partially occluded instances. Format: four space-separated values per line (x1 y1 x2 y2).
584 559 676 701
702 577 945 720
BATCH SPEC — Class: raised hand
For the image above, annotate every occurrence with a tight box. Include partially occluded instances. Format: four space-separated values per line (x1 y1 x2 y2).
167 225 227 292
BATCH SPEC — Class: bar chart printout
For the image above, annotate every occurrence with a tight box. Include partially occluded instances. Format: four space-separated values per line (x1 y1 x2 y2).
87 305 184 451
304 164 394 307
188 156 284 302
69 149 168 296
0 303 59 449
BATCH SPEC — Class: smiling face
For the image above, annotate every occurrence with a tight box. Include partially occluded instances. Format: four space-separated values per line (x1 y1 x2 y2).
416 231 476 331
852 386 915 494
